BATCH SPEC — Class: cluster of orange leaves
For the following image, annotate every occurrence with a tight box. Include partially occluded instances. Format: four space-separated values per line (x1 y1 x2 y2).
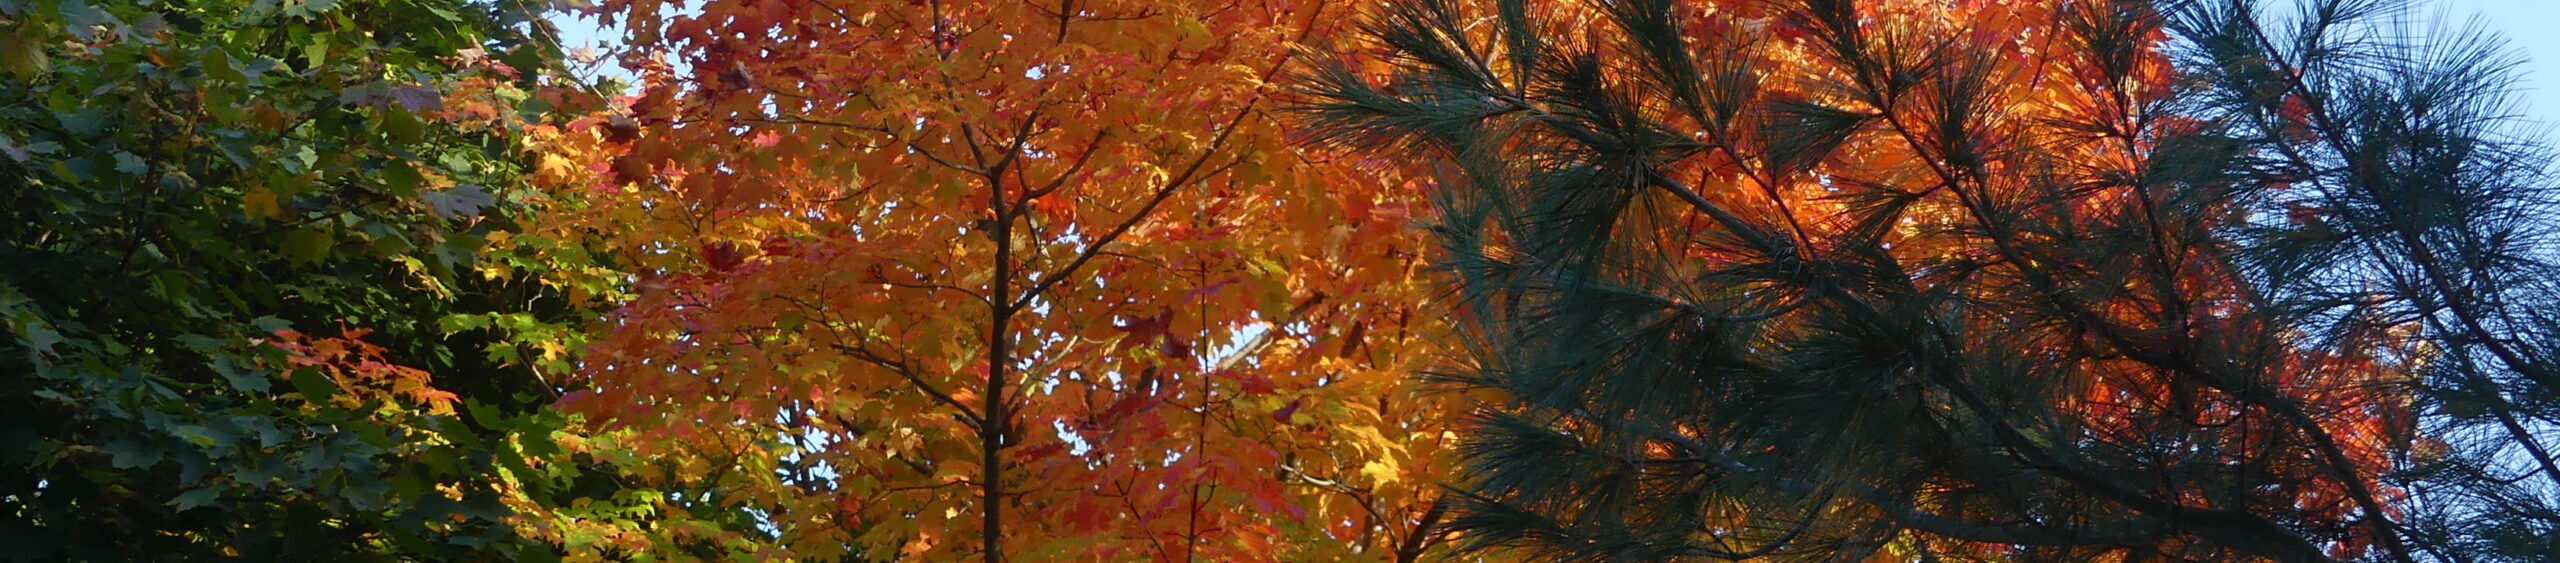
517 0 1470 559
268 328 461 416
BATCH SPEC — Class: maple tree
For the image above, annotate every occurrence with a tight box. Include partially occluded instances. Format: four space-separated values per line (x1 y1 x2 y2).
526 0 1464 559
0 0 686 558
1299 0 2555 559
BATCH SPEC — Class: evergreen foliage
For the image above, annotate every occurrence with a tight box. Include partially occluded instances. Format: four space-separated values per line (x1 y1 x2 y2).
1300 0 2559 559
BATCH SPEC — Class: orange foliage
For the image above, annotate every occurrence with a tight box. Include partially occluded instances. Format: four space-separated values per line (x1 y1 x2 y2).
514 0 2421 558
526 0 1461 559
269 328 461 415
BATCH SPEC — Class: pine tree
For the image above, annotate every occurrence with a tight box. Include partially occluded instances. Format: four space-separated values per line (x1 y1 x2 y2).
1298 0 2557 560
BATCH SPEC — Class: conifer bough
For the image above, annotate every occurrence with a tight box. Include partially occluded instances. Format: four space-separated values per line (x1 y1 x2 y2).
1298 0 2560 559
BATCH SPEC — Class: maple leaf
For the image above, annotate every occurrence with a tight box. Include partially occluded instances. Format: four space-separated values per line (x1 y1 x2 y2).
698 241 747 272
421 184 493 218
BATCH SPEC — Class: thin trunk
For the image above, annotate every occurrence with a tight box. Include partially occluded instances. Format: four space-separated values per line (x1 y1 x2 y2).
1392 498 1448 563
985 173 1014 563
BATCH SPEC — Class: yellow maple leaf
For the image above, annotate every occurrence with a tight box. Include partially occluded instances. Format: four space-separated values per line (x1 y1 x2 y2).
243 188 281 220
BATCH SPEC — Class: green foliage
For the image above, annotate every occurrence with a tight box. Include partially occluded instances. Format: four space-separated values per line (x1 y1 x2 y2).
0 0 627 558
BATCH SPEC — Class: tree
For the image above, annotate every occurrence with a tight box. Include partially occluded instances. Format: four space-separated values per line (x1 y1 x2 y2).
530 0 1464 559
0 0 659 558
1299 0 2554 559
2168 1 2560 559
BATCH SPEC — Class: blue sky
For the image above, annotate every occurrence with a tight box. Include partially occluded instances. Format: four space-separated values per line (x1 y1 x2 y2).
2444 0 2560 127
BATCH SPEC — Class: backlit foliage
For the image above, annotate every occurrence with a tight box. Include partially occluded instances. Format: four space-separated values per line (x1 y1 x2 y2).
526 0 1466 558
1299 0 2481 559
